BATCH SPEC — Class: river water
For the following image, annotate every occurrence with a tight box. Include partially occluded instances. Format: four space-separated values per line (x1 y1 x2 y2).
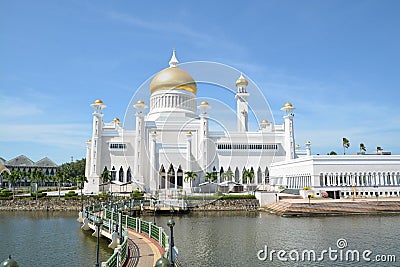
0 211 399 266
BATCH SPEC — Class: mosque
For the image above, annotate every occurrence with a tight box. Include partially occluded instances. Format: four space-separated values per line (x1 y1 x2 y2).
84 51 400 199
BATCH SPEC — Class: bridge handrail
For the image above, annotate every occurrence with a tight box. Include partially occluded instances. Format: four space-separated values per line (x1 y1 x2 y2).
84 201 170 267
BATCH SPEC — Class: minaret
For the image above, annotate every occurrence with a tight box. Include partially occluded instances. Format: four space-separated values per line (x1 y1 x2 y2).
305 141 311 156
85 139 91 178
281 102 296 160
84 99 106 194
198 101 211 175
169 49 179 67
184 131 193 191
133 100 147 186
235 73 250 132
149 130 157 191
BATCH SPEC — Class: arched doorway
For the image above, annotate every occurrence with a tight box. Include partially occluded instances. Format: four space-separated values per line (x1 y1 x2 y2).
177 165 183 188
167 164 175 189
159 165 166 189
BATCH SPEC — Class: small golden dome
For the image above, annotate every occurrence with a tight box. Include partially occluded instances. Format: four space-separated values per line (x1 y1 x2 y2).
93 99 103 105
200 101 209 106
261 119 268 124
284 102 293 108
186 131 192 135
151 130 157 134
113 118 121 123
150 67 197 95
136 100 145 104
235 73 248 87
306 141 311 145
87 139 92 143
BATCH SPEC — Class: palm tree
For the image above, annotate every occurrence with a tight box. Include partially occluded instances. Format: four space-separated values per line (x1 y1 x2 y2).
205 172 217 182
55 170 66 199
242 169 255 184
221 169 234 182
359 143 366 153
76 174 88 211
30 169 45 201
342 137 350 155
184 171 197 189
100 169 111 193
8 170 21 200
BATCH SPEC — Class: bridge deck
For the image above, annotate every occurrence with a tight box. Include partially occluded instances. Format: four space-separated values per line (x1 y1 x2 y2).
123 229 164 267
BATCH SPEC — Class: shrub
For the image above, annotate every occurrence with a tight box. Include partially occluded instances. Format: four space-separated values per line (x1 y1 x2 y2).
278 186 286 190
0 189 12 197
131 190 144 199
303 186 312 191
65 190 78 197
220 194 256 200
31 192 47 198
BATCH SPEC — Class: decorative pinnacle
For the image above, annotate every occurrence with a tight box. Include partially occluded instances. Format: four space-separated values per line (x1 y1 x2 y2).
169 49 179 68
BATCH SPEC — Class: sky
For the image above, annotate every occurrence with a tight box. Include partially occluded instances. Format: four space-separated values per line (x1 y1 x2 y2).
1 0 399 164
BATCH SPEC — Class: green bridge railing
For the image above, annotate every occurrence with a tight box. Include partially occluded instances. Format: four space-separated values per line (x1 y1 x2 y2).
84 202 170 267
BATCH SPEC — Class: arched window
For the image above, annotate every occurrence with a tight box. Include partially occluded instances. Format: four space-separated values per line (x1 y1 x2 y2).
257 167 262 184
111 166 116 181
127 167 132 182
167 164 175 188
265 167 270 184
235 167 240 183
177 165 183 188
119 166 124 182
159 165 166 189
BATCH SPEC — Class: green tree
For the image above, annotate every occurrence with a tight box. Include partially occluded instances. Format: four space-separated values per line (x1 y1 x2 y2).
184 171 197 185
205 172 217 182
100 169 111 193
30 169 45 201
76 174 88 211
221 169 234 181
342 137 350 155
55 170 67 199
242 169 254 184
359 143 366 153
328 151 337 155
7 170 22 200
377 146 383 154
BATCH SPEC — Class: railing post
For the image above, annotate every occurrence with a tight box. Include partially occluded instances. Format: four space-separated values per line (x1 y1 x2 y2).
125 215 128 229
159 226 162 244
135 217 138 232
138 218 141 233
149 222 152 238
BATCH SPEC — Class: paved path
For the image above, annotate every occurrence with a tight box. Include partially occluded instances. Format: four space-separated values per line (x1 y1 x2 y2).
125 229 164 267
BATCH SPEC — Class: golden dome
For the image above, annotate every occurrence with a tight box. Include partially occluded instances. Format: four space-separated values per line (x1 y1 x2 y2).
284 102 293 108
136 100 145 104
306 141 311 145
261 119 268 124
200 101 209 106
235 73 248 87
87 139 92 143
112 118 121 123
186 131 192 134
151 130 157 134
93 99 103 105
150 67 197 95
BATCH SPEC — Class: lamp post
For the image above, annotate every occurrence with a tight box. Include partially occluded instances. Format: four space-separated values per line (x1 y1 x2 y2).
275 193 278 203
167 218 175 266
94 217 103 267
153 197 157 225
308 194 311 206
375 192 379 205
118 208 124 243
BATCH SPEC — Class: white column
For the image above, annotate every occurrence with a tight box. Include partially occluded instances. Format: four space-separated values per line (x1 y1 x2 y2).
184 132 192 191
149 131 157 191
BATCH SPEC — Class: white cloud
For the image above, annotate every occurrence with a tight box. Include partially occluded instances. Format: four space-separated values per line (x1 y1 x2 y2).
0 123 89 148
0 96 43 118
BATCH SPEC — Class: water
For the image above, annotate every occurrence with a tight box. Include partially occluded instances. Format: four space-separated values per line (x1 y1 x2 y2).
0 211 112 266
1 211 399 266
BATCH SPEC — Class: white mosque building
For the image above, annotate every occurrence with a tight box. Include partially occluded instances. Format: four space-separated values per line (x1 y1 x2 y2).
84 51 400 199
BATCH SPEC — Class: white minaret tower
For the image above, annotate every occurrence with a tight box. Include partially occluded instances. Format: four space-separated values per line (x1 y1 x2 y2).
84 99 106 195
235 73 250 132
305 141 311 156
281 102 296 160
149 130 158 191
184 131 193 191
133 100 147 188
198 101 211 177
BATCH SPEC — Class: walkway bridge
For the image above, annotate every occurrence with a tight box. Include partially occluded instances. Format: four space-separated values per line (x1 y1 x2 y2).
79 202 180 267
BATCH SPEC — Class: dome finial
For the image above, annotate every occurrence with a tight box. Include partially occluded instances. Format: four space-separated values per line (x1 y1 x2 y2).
169 49 179 68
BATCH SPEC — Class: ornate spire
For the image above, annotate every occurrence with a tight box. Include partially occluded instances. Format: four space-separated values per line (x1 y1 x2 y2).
169 49 179 68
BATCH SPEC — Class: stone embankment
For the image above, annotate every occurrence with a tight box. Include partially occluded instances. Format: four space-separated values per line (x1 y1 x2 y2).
191 199 259 211
0 199 93 211
264 200 400 216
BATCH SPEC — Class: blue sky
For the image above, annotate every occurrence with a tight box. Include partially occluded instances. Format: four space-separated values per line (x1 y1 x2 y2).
1 0 399 164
